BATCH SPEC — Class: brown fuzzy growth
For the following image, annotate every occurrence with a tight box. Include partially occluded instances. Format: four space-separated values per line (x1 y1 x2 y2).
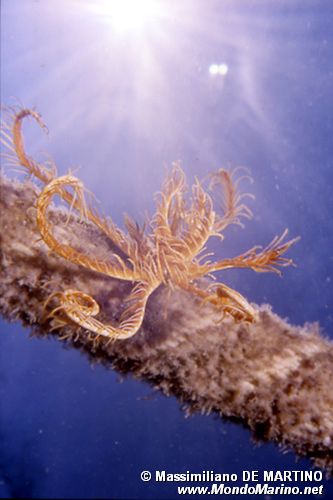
0 175 332 473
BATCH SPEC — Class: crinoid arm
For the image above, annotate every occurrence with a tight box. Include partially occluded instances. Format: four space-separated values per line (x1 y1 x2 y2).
182 282 257 323
199 229 300 277
152 164 192 281
45 281 157 341
209 168 253 234
153 162 187 243
1 107 55 184
36 175 140 281
180 178 216 258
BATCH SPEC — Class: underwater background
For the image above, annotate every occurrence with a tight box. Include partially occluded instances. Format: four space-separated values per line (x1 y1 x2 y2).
1 0 333 498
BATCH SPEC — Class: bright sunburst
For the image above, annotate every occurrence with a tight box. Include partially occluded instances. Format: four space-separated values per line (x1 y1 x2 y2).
91 0 165 33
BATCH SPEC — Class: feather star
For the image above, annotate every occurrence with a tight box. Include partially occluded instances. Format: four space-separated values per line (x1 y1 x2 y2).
1 107 299 341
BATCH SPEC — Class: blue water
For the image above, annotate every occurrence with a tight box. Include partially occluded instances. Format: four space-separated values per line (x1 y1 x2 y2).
1 0 333 498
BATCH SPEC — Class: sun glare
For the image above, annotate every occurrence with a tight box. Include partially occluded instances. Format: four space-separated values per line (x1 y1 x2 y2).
95 0 164 33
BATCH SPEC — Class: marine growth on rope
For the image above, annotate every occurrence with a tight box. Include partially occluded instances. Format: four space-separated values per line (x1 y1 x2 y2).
1 107 299 340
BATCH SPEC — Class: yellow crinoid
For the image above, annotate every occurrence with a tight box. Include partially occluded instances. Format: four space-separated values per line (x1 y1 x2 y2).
1 107 299 340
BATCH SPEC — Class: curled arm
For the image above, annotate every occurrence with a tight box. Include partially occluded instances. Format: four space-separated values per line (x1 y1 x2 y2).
36 175 140 281
46 281 157 340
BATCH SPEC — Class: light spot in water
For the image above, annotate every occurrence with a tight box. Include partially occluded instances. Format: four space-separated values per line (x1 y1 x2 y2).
209 63 229 76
